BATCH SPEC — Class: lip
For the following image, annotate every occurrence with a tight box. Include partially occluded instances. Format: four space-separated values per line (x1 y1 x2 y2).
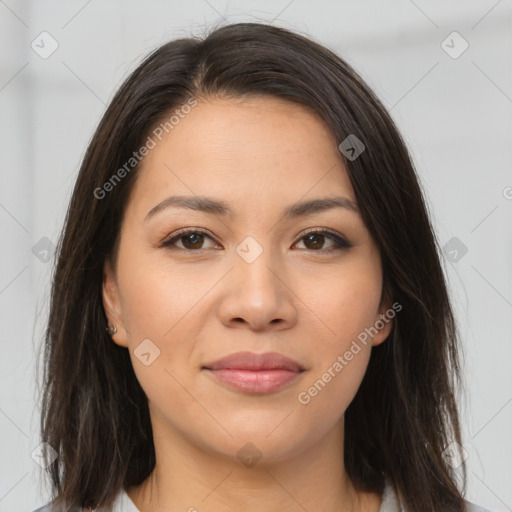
202 351 306 394
203 351 305 372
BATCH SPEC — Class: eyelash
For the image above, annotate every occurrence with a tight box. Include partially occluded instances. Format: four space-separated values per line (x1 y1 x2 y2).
160 228 353 253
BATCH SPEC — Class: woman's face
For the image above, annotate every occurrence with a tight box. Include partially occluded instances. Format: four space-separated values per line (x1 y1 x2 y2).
103 95 392 464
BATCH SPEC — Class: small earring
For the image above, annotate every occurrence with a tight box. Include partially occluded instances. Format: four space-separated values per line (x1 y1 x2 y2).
106 324 117 336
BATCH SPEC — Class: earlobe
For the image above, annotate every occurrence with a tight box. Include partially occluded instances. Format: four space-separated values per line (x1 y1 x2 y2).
372 314 393 346
102 258 128 348
372 295 395 347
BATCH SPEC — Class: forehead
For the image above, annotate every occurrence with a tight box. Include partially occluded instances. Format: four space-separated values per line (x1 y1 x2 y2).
127 95 355 217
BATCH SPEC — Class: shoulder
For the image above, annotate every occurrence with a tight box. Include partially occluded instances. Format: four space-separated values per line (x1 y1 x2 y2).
30 504 87 512
31 506 57 512
32 493 494 512
31 495 126 512
380 480 495 512
30 488 131 512
464 500 495 512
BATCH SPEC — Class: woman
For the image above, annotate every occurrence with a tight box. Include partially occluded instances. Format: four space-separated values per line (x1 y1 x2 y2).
34 22 492 512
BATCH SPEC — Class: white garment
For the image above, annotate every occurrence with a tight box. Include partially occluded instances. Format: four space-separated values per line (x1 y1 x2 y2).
108 482 493 512
109 489 140 512
32 480 493 511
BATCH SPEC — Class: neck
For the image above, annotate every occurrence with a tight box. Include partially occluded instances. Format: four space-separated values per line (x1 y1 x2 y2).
126 414 382 512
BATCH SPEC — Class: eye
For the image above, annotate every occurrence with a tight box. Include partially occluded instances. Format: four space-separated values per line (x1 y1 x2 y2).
293 229 352 252
160 229 219 251
160 228 352 253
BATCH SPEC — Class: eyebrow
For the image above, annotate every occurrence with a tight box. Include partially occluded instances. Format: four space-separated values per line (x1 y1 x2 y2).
144 195 359 221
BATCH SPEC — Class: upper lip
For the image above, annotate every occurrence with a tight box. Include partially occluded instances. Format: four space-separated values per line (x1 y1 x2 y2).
203 351 305 372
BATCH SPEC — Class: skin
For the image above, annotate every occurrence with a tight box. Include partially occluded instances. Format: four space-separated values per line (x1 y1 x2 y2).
102 95 393 512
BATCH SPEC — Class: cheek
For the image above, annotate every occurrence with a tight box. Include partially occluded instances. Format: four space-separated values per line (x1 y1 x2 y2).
295 258 381 411
116 240 207 341
115 239 220 395
296 303 374 428
298 346 371 422
306 257 383 348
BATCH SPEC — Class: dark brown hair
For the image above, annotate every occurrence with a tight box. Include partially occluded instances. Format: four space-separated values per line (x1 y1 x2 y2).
38 21 467 511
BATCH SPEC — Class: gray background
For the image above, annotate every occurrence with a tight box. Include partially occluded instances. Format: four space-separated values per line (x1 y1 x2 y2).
0 1 511 511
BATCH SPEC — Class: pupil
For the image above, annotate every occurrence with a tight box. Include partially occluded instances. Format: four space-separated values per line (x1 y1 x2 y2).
183 233 202 249
306 233 323 249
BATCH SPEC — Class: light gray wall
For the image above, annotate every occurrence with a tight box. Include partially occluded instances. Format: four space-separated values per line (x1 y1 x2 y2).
0 1 510 511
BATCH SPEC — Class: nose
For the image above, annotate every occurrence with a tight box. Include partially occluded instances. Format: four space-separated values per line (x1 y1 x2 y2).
217 241 298 332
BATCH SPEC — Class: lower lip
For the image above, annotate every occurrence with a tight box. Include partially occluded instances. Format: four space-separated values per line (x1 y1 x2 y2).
204 368 303 393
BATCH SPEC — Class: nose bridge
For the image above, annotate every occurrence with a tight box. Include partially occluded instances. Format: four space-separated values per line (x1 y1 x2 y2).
234 234 282 298
217 233 297 331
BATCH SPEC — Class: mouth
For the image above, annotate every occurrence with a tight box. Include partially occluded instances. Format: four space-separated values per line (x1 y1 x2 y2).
202 367 305 393
201 351 306 394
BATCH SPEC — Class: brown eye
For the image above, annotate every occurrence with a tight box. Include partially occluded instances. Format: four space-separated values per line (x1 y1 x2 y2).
303 232 326 250
161 229 218 251
160 228 352 253
294 230 352 252
181 232 205 249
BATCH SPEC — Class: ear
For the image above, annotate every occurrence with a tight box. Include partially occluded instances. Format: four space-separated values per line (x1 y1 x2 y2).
371 287 395 347
102 258 128 348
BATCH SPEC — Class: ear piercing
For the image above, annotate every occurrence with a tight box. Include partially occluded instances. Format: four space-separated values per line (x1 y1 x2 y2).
106 324 117 336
